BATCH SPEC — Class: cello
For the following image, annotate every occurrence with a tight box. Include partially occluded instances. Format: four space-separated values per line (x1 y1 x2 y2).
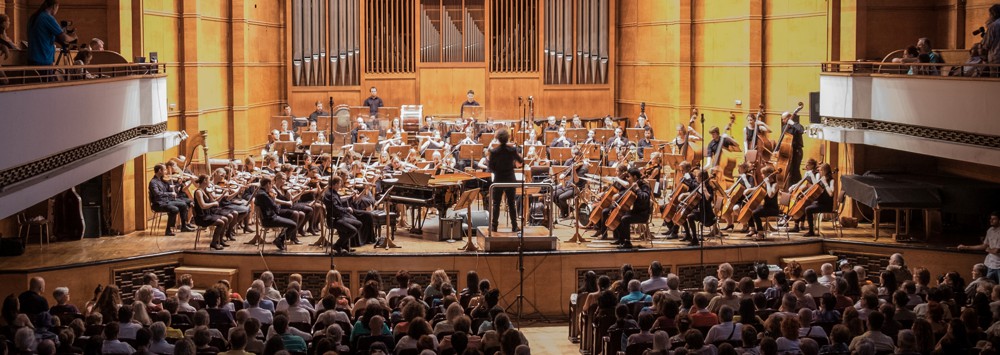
606 183 638 230
587 186 619 227
672 181 709 225
773 102 804 189
735 168 782 224
787 168 838 219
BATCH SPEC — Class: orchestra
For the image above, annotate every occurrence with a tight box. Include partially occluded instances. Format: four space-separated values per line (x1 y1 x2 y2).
149 96 834 253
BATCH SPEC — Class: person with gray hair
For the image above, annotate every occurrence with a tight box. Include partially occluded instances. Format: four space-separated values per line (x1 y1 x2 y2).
703 276 720 295
887 253 912 286
259 271 282 301
620 279 652 304
708 279 740 314
895 329 919 355
49 286 79 316
797 308 827 340
966 263 995 303
244 280 276 312
148 321 175 354
818 263 836 287
704 305 742 344
177 286 197 312
14 327 36 353
664 274 683 301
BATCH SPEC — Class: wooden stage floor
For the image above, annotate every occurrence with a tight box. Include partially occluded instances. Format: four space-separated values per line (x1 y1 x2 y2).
0 212 977 272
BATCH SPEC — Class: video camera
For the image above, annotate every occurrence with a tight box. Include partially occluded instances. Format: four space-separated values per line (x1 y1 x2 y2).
58 20 79 47
974 26 986 38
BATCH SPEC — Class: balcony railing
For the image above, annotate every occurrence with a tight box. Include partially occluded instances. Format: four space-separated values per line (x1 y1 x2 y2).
821 61 1000 78
0 63 166 88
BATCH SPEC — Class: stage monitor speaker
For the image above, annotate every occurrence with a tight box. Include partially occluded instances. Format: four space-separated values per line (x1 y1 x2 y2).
83 206 102 238
78 176 103 206
809 91 821 124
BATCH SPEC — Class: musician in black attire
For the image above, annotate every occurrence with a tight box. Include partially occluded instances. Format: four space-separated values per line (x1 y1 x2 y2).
662 161 696 239
636 129 654 160
553 146 589 219
780 108 805 184
798 163 835 237
149 164 195 236
613 168 651 249
308 101 327 123
460 90 480 118
254 177 293 251
682 170 717 246
593 165 629 240
487 129 524 232
706 127 740 168
363 87 383 117
749 166 781 240
348 187 378 246
323 176 361 254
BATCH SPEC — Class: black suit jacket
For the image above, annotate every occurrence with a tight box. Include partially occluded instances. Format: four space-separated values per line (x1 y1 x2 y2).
323 189 352 220
254 190 280 222
148 178 174 206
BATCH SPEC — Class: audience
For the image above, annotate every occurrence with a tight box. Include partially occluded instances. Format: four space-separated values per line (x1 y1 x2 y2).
14 257 1000 355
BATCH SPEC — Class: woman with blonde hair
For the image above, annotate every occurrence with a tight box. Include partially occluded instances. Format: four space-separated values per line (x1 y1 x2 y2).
425 270 451 300
132 301 152 326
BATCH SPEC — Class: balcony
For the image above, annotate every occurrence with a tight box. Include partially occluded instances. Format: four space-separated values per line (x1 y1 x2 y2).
814 62 1000 166
0 62 179 219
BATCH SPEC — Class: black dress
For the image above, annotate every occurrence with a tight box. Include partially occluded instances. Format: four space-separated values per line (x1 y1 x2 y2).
193 190 224 227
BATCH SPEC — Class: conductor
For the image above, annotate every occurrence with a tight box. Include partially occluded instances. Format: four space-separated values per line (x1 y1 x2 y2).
487 129 524 232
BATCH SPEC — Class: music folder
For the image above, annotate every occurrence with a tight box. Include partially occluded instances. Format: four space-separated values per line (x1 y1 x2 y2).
397 171 432 186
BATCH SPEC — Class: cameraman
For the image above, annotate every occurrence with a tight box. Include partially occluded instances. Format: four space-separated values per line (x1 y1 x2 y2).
27 0 77 66
983 4 1000 64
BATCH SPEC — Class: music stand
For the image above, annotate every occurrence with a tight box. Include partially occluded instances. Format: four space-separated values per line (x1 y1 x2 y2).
453 189 480 247
480 133 495 144
386 145 410 158
626 128 645 142
352 143 377 156
600 166 617 177
270 115 292 131
550 147 573 162
661 153 685 168
458 144 484 161
567 128 588 142
279 133 294 141
314 115 333 131
593 128 614 143
309 143 332 156
581 144 602 160
543 131 558 145
463 106 485 121
359 130 380 142
424 149 442 160
449 133 467 146
299 131 319 146
275 141 297 163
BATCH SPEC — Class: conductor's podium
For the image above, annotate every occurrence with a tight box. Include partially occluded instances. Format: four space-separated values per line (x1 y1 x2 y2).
478 226 557 252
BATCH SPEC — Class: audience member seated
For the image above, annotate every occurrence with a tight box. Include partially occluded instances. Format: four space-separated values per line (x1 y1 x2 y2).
102 322 136 354
641 261 669 293
707 279 740 314
689 293 720 329
148 321 175 355
243 318 265 354
621 279 653 304
848 311 894 353
219 327 250 355
279 289 312 324
704 305 741 345
271 314 306 353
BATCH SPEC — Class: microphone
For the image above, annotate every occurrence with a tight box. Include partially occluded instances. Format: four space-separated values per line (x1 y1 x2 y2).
528 96 533 102
518 96 523 106
700 113 705 124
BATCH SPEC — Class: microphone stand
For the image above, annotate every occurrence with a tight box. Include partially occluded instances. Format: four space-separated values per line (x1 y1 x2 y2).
699 113 706 269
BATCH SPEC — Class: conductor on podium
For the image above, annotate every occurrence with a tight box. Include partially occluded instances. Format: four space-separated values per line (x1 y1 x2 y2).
487 129 523 232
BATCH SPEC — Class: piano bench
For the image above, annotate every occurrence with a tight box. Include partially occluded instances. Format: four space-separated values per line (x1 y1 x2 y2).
373 211 399 241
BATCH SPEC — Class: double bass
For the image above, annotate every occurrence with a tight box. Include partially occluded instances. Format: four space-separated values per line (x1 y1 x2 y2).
712 113 740 184
773 102 804 188
679 110 703 164
735 168 782 224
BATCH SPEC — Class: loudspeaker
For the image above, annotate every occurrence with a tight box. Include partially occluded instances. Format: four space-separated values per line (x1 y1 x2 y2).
83 206 102 238
809 91 821 124
78 176 103 206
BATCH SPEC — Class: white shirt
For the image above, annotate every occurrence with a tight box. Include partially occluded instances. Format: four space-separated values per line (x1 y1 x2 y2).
102 340 136 354
284 305 313 324
704 322 742 344
640 277 669 293
247 306 273 324
986 226 1000 269
178 301 197 313
817 274 836 287
118 321 143 339
149 339 175 355
805 282 831 298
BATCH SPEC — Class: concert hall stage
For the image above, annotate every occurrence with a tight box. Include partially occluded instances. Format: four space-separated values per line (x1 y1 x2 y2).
0 217 986 319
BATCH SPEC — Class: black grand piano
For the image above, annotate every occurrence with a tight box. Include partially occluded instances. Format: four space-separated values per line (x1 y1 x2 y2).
381 171 492 236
